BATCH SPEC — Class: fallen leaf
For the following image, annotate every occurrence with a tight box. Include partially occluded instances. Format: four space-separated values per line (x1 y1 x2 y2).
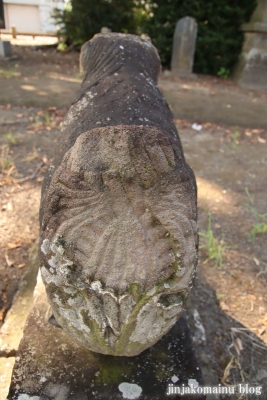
214 223 221 229
249 294 257 301
7 202 13 211
253 258 260 266
17 263 26 269
220 301 229 311
7 242 21 249
36 177 44 183
259 327 266 335
0 307 7 321
5 254 13 267
259 307 265 315
7 165 16 178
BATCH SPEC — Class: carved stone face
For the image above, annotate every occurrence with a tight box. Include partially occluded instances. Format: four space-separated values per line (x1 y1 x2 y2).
39 34 198 357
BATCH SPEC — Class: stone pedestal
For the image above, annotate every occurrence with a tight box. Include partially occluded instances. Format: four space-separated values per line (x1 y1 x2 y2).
171 17 197 78
0 40 12 58
7 275 205 400
234 0 267 89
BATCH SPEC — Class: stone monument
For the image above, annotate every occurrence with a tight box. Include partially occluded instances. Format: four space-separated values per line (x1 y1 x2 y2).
234 0 267 89
39 33 198 357
171 17 198 77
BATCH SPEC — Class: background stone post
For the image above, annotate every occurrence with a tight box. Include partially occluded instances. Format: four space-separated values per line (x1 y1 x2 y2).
234 0 267 89
171 16 197 77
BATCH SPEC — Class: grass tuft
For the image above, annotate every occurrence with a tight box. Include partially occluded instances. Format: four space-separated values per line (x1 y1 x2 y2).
199 212 232 267
245 188 267 240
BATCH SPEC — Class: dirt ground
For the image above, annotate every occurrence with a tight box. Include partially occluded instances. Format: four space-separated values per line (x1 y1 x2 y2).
0 45 267 398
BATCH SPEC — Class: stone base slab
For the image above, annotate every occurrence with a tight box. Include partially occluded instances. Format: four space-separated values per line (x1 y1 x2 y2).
7 275 205 400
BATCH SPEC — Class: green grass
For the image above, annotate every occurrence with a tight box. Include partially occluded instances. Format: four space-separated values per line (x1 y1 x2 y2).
217 67 230 79
0 145 11 171
43 112 51 125
57 42 67 52
33 115 41 125
199 212 232 267
0 67 16 79
245 188 267 240
231 130 240 150
4 133 16 145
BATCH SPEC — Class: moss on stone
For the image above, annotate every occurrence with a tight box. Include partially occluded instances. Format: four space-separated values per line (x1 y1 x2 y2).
95 363 129 385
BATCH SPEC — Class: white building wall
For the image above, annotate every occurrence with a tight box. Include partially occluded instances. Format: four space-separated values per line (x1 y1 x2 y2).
4 3 40 30
3 0 65 32
39 0 64 32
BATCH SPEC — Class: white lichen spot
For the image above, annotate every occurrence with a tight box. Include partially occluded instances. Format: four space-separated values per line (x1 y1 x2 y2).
146 286 156 296
48 256 59 268
188 378 199 388
53 294 63 306
17 395 41 400
164 283 170 289
87 91 95 99
47 236 73 273
176 267 185 277
119 45 124 50
171 375 179 383
118 382 142 399
51 243 64 255
41 239 50 255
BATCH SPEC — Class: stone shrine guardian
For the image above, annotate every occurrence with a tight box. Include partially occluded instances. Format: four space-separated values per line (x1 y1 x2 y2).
39 33 198 356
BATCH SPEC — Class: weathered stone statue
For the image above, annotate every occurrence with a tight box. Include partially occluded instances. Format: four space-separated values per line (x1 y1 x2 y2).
39 33 198 356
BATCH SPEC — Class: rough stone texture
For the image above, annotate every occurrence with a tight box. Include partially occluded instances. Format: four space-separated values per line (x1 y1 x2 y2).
7 276 205 400
0 41 12 58
39 33 198 356
234 0 267 89
171 17 197 77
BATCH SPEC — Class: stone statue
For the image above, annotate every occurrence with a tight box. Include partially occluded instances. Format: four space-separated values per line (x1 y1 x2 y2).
39 33 198 356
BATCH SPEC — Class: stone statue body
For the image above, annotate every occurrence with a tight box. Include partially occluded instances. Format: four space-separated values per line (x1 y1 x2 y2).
39 33 198 356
